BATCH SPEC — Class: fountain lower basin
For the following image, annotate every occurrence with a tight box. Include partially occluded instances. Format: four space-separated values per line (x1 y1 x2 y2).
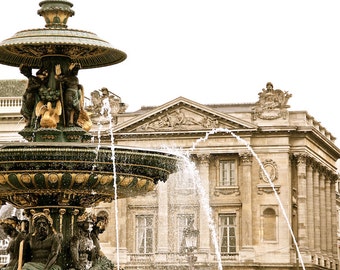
0 143 179 209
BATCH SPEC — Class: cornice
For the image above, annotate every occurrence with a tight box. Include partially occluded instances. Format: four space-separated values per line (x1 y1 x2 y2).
291 130 340 162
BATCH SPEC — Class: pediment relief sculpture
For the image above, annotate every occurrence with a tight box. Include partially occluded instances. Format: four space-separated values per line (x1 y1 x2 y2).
252 82 292 120
135 108 222 131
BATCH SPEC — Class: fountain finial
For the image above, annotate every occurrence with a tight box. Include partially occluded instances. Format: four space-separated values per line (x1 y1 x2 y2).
38 0 75 29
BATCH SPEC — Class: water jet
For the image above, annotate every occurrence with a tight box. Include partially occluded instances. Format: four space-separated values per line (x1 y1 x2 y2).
0 1 179 269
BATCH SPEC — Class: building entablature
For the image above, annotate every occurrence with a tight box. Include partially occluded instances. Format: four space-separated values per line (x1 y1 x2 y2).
291 152 339 181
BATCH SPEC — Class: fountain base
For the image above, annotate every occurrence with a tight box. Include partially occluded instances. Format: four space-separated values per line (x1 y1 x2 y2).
19 126 92 143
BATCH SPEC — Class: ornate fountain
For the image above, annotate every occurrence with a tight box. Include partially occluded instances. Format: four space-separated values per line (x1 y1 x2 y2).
0 1 179 269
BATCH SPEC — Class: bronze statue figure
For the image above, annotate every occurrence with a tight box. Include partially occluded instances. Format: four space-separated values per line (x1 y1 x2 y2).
0 217 25 270
69 212 116 270
55 63 81 128
69 212 97 270
19 65 44 128
90 214 115 269
21 213 62 270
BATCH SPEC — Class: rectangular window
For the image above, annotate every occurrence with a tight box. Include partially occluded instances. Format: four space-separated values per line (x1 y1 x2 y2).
136 215 153 254
219 160 236 186
178 214 194 252
219 214 236 254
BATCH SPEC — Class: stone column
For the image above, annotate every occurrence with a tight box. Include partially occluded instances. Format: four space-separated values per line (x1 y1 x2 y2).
239 151 254 261
116 199 128 263
239 151 253 247
330 178 338 258
306 159 314 252
319 171 326 253
325 177 332 255
197 154 211 254
313 164 321 254
157 181 169 254
296 154 308 253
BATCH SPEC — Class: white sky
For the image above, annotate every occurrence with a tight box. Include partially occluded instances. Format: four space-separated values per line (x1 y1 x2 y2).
1 1 340 147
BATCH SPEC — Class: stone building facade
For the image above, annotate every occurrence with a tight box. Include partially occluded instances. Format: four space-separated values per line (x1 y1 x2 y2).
1 80 340 269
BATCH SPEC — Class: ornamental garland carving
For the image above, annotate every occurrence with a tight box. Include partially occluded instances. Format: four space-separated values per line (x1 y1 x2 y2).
252 82 292 120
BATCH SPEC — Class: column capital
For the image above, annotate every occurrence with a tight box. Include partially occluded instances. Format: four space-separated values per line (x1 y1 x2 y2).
239 151 252 165
327 172 338 184
194 153 210 165
291 152 309 165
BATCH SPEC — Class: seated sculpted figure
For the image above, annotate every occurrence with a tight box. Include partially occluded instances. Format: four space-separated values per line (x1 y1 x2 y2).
70 213 118 270
69 212 97 270
21 213 62 270
90 214 115 269
0 216 26 270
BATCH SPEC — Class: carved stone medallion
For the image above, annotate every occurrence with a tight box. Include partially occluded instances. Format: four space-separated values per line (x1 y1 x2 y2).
259 159 278 183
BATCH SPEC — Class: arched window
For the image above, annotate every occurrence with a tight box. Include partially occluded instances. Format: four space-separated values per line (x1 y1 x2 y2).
262 207 277 242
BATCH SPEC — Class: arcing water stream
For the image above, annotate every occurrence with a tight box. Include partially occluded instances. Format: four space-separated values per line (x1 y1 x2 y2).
188 127 306 270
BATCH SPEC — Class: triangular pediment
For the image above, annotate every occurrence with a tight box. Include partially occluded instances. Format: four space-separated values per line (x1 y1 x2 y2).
114 97 257 134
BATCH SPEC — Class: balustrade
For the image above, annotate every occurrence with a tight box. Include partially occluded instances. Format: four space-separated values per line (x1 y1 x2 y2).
0 97 22 113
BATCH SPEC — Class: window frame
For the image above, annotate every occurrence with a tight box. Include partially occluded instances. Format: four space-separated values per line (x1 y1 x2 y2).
135 215 154 254
219 213 237 255
177 214 195 252
218 159 237 187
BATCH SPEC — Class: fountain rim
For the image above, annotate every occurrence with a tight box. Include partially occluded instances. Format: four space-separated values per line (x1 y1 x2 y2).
0 27 127 69
0 142 182 159
0 27 116 43
0 142 181 206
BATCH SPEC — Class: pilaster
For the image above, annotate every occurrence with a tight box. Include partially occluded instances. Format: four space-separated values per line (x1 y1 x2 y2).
238 151 255 262
196 154 211 254
313 164 321 253
325 178 332 255
296 154 308 253
330 177 338 259
116 199 128 263
157 181 169 253
306 159 314 251
319 172 326 253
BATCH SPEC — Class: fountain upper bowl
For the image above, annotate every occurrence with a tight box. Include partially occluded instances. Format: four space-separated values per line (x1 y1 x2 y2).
0 142 180 208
